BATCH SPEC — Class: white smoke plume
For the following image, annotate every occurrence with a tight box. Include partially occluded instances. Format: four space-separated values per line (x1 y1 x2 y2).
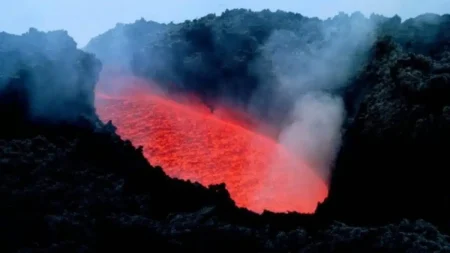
255 12 377 183
278 92 345 180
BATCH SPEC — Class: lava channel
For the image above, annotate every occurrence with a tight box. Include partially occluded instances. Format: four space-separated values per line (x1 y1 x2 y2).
95 83 328 213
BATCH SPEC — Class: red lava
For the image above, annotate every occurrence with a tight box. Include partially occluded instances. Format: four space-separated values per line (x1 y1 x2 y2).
95 77 328 213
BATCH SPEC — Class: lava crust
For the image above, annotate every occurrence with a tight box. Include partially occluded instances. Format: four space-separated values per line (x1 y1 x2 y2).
95 85 328 213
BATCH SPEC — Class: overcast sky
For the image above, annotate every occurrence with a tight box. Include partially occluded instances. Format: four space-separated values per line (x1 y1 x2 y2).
1 0 449 47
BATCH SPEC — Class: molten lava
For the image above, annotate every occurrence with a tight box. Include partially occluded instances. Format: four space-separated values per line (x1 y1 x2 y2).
95 78 328 213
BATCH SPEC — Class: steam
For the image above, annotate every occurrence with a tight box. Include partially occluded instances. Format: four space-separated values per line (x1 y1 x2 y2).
85 19 174 96
279 92 345 180
84 11 385 210
255 12 377 183
0 28 101 124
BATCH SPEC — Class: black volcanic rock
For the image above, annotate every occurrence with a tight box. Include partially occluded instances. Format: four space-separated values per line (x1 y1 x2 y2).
84 10 450 232
0 28 101 135
1 12 450 253
85 11 450 125
320 38 450 231
85 10 377 124
2 128 450 252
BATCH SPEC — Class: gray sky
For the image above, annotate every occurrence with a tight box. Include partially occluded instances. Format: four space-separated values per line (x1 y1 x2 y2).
1 0 449 47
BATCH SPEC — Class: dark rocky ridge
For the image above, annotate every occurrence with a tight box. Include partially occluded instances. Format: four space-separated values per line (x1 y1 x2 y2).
0 28 101 136
1 12 450 252
2 124 450 252
319 39 450 231
85 11 450 125
85 9 450 233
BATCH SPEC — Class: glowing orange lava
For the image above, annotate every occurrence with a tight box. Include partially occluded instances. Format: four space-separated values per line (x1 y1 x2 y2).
95 77 328 213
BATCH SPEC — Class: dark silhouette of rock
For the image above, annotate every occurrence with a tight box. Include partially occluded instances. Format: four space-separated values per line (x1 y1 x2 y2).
2 11 450 252
320 39 450 233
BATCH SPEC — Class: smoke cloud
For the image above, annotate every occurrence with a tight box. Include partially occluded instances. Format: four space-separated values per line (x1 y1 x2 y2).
278 92 345 179
253 12 377 183
84 10 395 212
0 28 101 126
85 20 175 96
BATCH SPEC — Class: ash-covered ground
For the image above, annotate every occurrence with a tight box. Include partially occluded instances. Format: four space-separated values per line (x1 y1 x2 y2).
1 10 450 252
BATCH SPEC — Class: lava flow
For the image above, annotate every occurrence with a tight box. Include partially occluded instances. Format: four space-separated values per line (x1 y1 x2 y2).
95 78 328 213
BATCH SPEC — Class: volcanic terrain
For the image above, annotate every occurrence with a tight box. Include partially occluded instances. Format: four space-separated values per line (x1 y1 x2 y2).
95 77 328 213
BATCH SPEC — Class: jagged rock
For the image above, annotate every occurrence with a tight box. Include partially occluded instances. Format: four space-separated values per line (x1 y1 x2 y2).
2 11 450 253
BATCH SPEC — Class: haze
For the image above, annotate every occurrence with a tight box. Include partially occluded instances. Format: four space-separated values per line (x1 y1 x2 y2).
2 0 449 47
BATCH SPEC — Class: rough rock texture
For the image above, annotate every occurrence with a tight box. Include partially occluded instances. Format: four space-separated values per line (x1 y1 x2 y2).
2 15 450 253
1 124 450 252
0 28 101 134
85 11 450 125
321 39 450 231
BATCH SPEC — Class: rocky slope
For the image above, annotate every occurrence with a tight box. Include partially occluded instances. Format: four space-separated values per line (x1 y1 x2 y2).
85 9 450 232
320 39 450 231
1 14 450 252
85 11 450 124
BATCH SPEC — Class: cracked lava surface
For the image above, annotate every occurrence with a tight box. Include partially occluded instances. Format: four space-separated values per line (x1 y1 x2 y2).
95 77 328 213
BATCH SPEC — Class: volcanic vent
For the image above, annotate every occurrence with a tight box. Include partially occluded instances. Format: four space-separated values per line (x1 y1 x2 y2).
95 76 328 213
